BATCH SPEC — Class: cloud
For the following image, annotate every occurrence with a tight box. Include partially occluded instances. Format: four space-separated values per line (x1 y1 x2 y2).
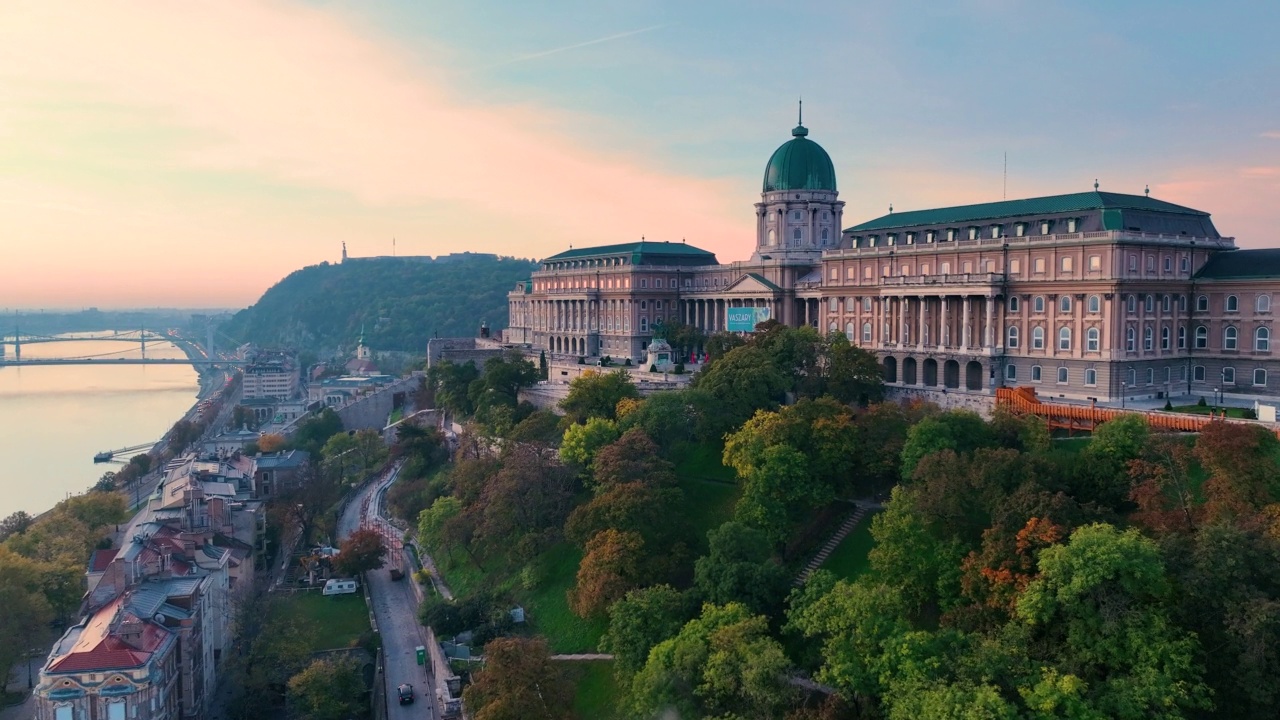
1261 131 1280 139
0 3 748 306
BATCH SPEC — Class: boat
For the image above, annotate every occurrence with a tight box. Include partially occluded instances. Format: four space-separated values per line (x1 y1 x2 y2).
93 451 113 463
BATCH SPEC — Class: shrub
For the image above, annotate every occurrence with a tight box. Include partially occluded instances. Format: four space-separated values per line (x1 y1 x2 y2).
1243 408 1257 419
577 356 585 365
519 563 541 591
413 568 432 585
1163 400 1173 411
649 364 658 373
624 358 632 366
1197 396 1207 407
673 363 685 375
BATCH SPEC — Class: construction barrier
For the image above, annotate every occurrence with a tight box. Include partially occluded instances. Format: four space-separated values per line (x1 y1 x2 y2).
994 386 1278 436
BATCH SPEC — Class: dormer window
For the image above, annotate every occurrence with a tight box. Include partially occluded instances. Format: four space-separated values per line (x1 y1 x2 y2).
991 225 1002 239
926 231 935 243
946 229 957 242
968 227 979 240
869 235 878 246
1067 218 1078 233
1015 223 1026 237
906 232 916 245
887 234 897 245
1040 220 1052 235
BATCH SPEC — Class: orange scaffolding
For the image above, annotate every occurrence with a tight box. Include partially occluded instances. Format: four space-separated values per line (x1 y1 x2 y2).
994 386 1266 435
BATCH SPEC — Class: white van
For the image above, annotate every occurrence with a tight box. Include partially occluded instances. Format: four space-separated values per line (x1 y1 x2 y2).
322 578 358 596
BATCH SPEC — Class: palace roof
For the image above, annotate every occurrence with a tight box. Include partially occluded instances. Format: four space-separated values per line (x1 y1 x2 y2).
847 191 1210 232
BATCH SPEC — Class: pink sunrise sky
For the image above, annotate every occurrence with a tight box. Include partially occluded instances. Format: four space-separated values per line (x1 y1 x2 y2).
1 1 1277 309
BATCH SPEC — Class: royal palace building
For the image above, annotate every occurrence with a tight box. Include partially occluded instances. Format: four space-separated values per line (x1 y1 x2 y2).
506 119 1280 404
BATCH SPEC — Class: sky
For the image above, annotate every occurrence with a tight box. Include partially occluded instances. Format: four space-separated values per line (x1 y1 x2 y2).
1 0 1277 309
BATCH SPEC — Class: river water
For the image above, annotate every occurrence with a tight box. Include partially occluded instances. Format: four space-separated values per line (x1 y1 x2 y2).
0 335 199 518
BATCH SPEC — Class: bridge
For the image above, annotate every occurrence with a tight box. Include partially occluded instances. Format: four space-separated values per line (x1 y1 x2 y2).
94 442 156 464
0 357 246 367
0 329 170 361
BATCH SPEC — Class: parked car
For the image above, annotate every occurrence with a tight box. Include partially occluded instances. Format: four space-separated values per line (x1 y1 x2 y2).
398 684 414 705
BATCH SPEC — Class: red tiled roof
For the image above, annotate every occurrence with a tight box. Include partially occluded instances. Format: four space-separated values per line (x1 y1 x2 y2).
48 599 171 674
88 549 117 573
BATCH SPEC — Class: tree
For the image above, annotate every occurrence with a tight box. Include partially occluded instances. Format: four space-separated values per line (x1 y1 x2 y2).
286 656 367 720
693 522 789 616
463 637 575 720
258 432 287 453
816 331 884 404
599 584 691 674
507 409 562 445
900 409 994 480
629 603 797 719
866 487 965 613
334 527 387 576
538 349 549 380
0 549 53 689
734 444 830 544
569 528 647 618
1195 420 1280 519
417 496 462 549
590 428 675 490
692 345 788 439
473 445 575 560
559 369 640 424
1012 523 1211 719
226 592 313 718
290 408 344 457
0 511 32 542
428 360 481 417
558 417 619 471
617 389 704 451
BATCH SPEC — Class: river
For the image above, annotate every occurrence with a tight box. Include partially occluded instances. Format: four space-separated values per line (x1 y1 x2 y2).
0 334 200 518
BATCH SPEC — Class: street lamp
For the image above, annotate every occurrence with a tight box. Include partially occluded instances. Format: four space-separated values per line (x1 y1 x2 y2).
1213 387 1219 409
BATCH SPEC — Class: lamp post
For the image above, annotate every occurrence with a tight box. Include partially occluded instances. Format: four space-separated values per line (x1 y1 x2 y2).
1213 387 1219 409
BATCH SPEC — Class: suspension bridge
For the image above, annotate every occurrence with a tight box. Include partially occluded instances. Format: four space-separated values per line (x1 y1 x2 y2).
0 328 245 368
94 442 156 464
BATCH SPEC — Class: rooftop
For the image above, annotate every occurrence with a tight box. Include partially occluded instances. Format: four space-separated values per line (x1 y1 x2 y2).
1196 249 1280 280
847 191 1209 232
542 240 716 263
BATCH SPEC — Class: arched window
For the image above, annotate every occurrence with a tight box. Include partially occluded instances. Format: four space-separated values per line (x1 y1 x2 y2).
1225 326 1238 350
767 229 776 245
1146 368 1155 385
1088 295 1100 313
1259 295 1272 313
1087 327 1100 351
1006 364 1017 380
821 228 829 241
1195 325 1208 349
1033 296 1045 313
1226 295 1239 312
1144 325 1153 351
1060 296 1072 313
1127 295 1137 314
1032 326 1045 349
1032 365 1042 382
793 228 802 242
1126 326 1136 352
1255 368 1268 386
1057 367 1069 383
862 322 872 343
845 322 855 341
1009 296 1020 313
1144 294 1155 313
1256 327 1270 352
1178 326 1187 349
829 321 838 333
1058 327 1072 350
1007 326 1020 348
1085 368 1097 385
1162 295 1171 312
1194 365 1206 381
1197 295 1209 312
1223 367 1236 384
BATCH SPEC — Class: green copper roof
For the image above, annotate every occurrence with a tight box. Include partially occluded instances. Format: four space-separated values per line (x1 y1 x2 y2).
846 191 1208 232
762 125 837 193
1196 249 1280 280
542 241 717 263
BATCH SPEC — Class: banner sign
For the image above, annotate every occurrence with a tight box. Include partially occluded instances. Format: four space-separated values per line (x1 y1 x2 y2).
726 306 772 332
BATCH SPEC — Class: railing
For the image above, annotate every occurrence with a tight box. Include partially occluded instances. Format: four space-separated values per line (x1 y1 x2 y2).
878 273 1004 287
995 386 1279 436
825 231 1236 258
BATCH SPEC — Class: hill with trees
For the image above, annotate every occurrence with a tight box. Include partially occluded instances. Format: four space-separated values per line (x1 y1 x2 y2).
221 254 536 353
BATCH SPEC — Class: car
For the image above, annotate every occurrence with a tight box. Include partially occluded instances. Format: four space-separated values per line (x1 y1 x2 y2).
397 683 414 705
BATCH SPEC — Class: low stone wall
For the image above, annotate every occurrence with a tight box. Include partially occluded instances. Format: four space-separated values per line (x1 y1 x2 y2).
885 386 996 416
426 337 507 369
336 375 421 432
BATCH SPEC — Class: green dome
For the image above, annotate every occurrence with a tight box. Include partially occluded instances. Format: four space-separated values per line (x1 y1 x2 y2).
762 125 837 193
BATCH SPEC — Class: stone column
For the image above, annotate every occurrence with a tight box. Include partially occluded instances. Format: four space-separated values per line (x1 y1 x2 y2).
916 296 925 349
984 296 995 348
961 296 972 350
939 295 950 349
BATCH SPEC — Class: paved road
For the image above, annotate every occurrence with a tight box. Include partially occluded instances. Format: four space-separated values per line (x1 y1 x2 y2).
338 464 440 719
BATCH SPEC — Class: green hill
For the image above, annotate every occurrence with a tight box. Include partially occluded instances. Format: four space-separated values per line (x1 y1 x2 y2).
222 254 536 353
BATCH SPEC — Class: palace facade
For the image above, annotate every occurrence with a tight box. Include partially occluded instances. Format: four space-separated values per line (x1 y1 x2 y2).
505 120 1280 404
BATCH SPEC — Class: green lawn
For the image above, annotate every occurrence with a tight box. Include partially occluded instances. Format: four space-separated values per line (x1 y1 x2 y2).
672 441 737 483
522 543 608 654
278 591 371 652
570 660 623 720
1169 404 1254 419
820 510 879 581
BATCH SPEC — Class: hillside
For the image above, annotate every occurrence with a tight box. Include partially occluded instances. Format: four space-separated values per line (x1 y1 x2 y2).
221 255 537 353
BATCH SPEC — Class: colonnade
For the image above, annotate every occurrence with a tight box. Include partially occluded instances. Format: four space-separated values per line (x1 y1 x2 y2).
872 294 998 351
679 297 779 333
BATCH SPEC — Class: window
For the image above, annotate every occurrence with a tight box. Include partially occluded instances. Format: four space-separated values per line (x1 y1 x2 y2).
1128 254 1138 272
991 225 1002 238
1059 327 1072 350
1147 255 1156 272
1087 327 1100 351
1034 258 1046 274
1257 327 1270 352
1178 326 1187 349
1223 367 1236 384
845 297 856 312
792 210 802 221
1195 325 1208 348
1032 365 1042 382
921 264 931 276
1006 364 1017 380
1089 254 1101 271
1008 296 1020 313
941 262 951 274
1260 295 1273 313
864 266 873 279
1255 368 1268 386
1161 326 1170 350
1197 295 1209 312
1032 327 1045 349
905 232 915 244
1144 326 1153 351
1194 365 1206 381
1145 294 1155 313
846 323 857 341
671 279 678 288
1179 294 1187 312
863 297 872 312
1226 295 1239 312
1033 296 1045 313
821 228 829 241
1162 295 1171 312
947 229 957 242
1067 218 1078 232
640 317 648 332
1127 295 1137 314
108 702 126 720
1057 367 1069 383
639 300 647 310
55 708 73 720
793 228 802 241
888 234 897 245
1061 256 1074 273
828 297 838 312
962 261 973 273
1165 366 1172 384
1225 326 1238 350
1126 326 1136 351
1164 256 1173 272
1015 223 1026 237
926 231 936 243
1040 220 1052 235
1060 296 1072 313
1181 256 1190 272
1180 365 1187 381
1007 326 1020 348
1085 368 1097 385
969 227 979 240
640 279 648 289
900 264 909 276
1147 368 1155 385
1088 295 1100 313
1128 367 1137 387
862 322 872 343
1010 259 1021 274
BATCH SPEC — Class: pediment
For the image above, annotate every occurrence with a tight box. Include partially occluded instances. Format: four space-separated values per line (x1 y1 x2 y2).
722 273 781 295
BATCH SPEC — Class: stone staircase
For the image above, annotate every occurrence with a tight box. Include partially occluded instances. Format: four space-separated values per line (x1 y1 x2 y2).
794 504 870 586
